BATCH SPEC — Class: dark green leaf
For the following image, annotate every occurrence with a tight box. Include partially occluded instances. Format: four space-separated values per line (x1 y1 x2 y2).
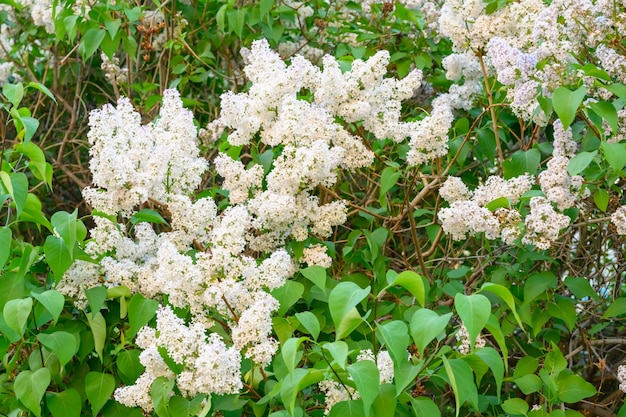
47 390 82 417
127 293 159 339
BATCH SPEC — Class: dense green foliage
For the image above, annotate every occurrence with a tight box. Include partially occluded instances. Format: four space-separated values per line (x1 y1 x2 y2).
1 0 626 416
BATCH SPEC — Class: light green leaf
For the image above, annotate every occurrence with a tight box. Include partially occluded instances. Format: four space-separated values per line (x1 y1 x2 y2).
14 368 50 417
329 282 369 340
502 149 541 178
553 86 586 129
295 311 320 340
328 400 367 417
260 0 274 17
557 372 596 403
87 311 106 360
481 283 524 330
323 341 349 369
593 189 609 212
47 389 82 417
348 360 379 417
151 376 174 417
26 82 56 103
21 116 39 143
515 374 543 394
602 142 626 172
3 297 32 336
411 397 441 417
567 151 597 175
0 227 11 270
280 368 325 415
547 299 577 332
85 372 115 417
0 171 28 219
501 398 529 416
127 293 159 339
44 235 73 283
442 357 479 416
281 337 308 374
300 266 326 291
410 309 451 356
80 27 106 59
32 290 65 325
454 293 491 350
391 270 425 307
379 166 401 201
524 271 557 304
130 208 169 226
603 297 626 318
376 320 409 364
85 286 108 318
271 280 304 316
37 331 78 368
14 142 48 185
3 82 24 107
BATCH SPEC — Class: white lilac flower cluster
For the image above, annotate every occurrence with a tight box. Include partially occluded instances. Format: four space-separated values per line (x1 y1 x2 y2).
318 349 395 415
213 39 452 250
438 174 534 243
455 324 485 355
100 53 129 85
611 206 626 236
60 90 298 413
538 120 588 211
438 171 576 249
618 365 626 393
435 0 626 126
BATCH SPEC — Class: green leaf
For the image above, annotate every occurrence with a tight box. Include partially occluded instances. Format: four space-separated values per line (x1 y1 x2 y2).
589 101 618 133
602 142 626 172
117 350 145 384
14 368 50 417
37 331 78 368
0 171 28 219
51 210 86 258
227 8 246 38
85 286 108 317
271 280 304 316
127 293 159 339
454 293 491 349
280 368 325 415
502 148 541 178
26 82 56 103
602 297 626 318
21 116 39 143
442 357 479 416
295 311 320 340
14 142 48 185
329 282 369 340
47 389 82 417
484 197 510 212
515 374 543 394
3 82 24 107
411 397 441 417
501 398 529 416
372 384 397 417
0 227 11 269
3 297 32 336
473 347 504 399
593 188 609 212
328 400 367 417
104 18 122 41
80 27 107 59
130 208 169 226
547 299 577 332
376 320 409 364
300 266 326 291
32 290 65 325
151 376 175 417
524 271 557 304
567 151 597 175
85 372 115 417
553 86 586 129
410 309 451 356
564 276 598 300
323 341 349 369
281 337 308 374
379 166 401 200
169 395 205 417
557 372 596 403
87 311 106 360
348 360 379 417
44 235 73 283
481 283 524 330
391 270 425 307
260 0 274 17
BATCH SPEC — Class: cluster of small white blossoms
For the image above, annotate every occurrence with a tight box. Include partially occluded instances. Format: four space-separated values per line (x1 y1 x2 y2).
538 121 588 211
100 53 129 85
301 244 333 268
618 365 626 393
60 89 299 413
438 174 534 244
0 62 20 86
318 349 394 415
611 206 626 236
213 39 450 250
455 324 485 355
15 0 55 33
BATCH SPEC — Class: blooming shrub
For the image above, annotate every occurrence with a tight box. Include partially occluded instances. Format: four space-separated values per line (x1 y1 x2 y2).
1 0 626 416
